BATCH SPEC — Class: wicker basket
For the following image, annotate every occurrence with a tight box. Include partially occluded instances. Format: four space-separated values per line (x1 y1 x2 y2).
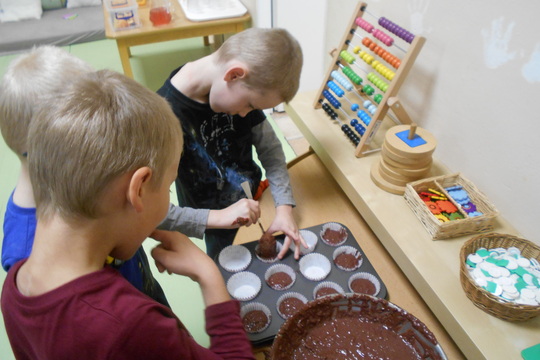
404 173 498 240
459 233 540 322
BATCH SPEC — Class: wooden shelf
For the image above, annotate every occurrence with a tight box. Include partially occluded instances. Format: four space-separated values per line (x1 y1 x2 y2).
285 91 540 360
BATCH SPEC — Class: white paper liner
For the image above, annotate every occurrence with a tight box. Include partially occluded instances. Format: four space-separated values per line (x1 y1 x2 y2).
292 229 318 255
313 281 345 299
332 245 363 271
276 291 308 320
226 271 261 301
299 252 331 281
264 263 296 291
218 245 252 273
320 222 348 246
240 302 272 334
348 272 381 297
255 241 283 263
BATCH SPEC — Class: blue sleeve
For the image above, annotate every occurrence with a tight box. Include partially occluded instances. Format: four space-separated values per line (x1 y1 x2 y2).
2 191 36 271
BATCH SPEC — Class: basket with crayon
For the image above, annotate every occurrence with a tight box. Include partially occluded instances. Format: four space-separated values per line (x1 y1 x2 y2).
404 173 499 240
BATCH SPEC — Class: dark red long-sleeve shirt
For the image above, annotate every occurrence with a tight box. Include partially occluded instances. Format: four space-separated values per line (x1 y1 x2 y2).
1 260 255 360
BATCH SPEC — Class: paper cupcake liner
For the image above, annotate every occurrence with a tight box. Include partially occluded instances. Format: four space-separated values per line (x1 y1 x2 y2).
276 291 308 320
255 242 283 264
333 245 363 271
348 272 381 297
240 302 272 334
320 222 348 246
218 245 252 273
299 252 331 281
265 264 296 291
313 281 345 299
292 229 318 255
226 271 261 301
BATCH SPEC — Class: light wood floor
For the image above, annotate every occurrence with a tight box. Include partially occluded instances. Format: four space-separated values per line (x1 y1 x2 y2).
271 110 310 156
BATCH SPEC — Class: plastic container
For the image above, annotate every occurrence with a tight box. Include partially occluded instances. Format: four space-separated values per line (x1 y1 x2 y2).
104 0 141 31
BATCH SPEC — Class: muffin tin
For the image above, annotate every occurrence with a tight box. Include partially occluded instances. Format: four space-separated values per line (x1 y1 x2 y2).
215 222 388 345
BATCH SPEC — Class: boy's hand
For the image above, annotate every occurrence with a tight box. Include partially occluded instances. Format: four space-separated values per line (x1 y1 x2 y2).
150 230 230 306
207 198 260 229
150 230 213 282
266 205 307 260
150 230 208 281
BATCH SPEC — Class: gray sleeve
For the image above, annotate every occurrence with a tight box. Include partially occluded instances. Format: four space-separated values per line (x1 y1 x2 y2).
157 203 209 239
252 119 296 207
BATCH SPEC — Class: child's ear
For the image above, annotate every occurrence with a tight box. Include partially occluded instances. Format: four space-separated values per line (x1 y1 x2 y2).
224 65 247 82
127 167 153 213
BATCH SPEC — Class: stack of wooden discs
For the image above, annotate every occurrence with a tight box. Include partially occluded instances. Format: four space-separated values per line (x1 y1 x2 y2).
371 124 436 195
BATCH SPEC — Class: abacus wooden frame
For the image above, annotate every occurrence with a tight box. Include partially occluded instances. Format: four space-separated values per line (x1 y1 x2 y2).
313 1 426 158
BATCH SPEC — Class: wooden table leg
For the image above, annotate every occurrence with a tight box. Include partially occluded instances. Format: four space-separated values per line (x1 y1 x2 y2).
212 34 225 50
116 40 134 79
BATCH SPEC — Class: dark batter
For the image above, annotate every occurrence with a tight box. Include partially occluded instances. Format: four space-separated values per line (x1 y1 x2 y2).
293 317 423 359
267 272 293 290
350 278 377 295
242 310 269 333
279 297 305 319
334 252 361 270
315 286 339 298
272 294 443 360
257 233 277 259
322 227 347 245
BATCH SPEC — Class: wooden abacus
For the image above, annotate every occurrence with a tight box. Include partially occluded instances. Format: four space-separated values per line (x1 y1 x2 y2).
313 1 426 157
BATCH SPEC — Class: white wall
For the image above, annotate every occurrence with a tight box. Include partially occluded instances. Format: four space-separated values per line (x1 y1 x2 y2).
249 0 327 92
249 0 540 244
275 0 327 92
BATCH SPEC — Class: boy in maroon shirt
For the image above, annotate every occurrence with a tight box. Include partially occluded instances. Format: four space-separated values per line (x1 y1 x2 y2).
1 70 254 360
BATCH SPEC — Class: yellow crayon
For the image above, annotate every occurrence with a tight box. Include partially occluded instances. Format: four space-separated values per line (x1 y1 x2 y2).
428 188 445 197
431 195 447 200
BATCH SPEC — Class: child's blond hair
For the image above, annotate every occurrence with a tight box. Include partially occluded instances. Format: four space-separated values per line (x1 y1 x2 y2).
0 46 94 156
28 70 183 220
215 28 303 103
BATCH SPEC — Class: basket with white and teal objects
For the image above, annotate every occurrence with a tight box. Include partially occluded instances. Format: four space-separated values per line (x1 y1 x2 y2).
460 233 540 321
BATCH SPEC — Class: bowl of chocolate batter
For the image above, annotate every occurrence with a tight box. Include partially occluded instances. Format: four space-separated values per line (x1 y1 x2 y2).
271 293 447 360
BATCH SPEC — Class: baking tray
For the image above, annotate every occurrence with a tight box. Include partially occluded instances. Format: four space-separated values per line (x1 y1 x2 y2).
215 222 388 345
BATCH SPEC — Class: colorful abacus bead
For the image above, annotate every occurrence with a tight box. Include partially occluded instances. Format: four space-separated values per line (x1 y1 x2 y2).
363 100 377 115
341 67 362 85
356 109 371 126
362 85 374 96
378 17 415 44
331 70 354 91
372 29 394 47
374 94 383 104
353 46 361 54
341 124 360 146
327 81 344 97
372 61 395 81
321 101 359 146
321 102 337 120
350 118 366 135
323 90 341 108
355 17 374 33
367 72 388 92
361 37 401 69
340 50 355 64
358 51 375 65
